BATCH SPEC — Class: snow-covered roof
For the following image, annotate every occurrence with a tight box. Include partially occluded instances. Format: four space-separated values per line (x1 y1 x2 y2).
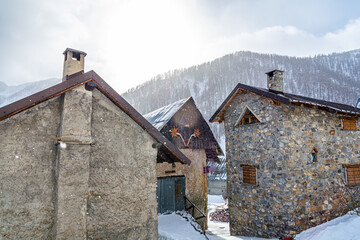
144 97 190 130
207 156 227 181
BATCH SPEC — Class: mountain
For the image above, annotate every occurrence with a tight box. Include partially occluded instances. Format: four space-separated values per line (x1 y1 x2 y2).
0 78 61 108
122 49 360 150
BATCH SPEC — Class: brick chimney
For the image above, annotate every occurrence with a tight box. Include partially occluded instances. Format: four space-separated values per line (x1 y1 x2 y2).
62 48 87 80
266 69 284 93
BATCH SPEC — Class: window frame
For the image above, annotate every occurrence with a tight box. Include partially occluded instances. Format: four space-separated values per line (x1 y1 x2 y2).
342 164 360 185
235 106 261 127
340 117 358 130
240 164 259 185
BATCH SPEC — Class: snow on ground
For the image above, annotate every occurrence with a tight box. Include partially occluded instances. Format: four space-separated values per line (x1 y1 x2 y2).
295 210 360 240
158 211 206 240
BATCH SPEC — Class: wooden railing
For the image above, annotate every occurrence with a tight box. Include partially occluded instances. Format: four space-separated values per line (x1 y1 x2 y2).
184 196 208 238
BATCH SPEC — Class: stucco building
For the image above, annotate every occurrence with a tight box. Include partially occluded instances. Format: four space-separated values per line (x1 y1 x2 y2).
144 97 223 229
0 48 190 239
210 70 360 238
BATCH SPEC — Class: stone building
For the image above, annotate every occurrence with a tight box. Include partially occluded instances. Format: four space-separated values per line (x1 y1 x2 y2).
0 48 190 239
210 70 360 238
144 97 223 228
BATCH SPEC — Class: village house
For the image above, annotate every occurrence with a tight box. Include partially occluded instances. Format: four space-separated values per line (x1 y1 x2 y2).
210 70 360 238
0 48 191 239
144 97 223 229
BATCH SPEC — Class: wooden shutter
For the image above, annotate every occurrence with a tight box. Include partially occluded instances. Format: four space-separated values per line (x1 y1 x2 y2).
344 165 360 185
342 118 357 130
241 165 258 185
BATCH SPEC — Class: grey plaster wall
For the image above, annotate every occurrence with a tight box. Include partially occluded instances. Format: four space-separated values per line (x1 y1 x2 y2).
207 180 226 195
87 89 158 239
0 87 159 239
224 92 360 238
54 85 93 239
0 97 61 239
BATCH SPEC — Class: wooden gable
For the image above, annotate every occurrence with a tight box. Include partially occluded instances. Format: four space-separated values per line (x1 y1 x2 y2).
235 106 260 126
159 98 222 156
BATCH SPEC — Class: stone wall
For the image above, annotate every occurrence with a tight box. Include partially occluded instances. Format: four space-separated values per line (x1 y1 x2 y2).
180 149 208 229
0 97 61 239
0 87 159 239
224 92 360 238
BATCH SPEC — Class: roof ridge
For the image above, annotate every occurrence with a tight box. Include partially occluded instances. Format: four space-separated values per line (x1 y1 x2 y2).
144 97 191 130
0 71 191 165
210 82 360 123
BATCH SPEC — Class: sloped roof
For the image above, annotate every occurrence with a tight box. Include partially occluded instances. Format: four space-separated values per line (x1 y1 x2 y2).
0 70 191 165
144 97 224 156
207 156 226 181
210 83 360 123
144 97 189 130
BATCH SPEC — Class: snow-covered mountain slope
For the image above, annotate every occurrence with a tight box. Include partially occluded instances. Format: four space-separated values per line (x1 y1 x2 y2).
122 49 360 148
0 78 61 107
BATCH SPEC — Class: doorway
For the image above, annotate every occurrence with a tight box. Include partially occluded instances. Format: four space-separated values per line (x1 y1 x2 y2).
157 176 186 214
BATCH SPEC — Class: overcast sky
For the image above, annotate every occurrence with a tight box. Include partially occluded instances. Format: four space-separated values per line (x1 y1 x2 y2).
1 0 360 93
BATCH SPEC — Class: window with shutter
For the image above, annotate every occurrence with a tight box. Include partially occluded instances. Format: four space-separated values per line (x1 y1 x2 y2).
240 164 259 185
343 164 360 185
341 118 357 130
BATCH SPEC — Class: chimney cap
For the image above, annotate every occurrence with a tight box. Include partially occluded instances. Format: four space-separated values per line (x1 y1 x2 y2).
63 48 87 56
265 69 284 75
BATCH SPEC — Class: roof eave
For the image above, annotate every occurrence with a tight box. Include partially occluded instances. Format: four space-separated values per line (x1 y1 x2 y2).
0 71 192 165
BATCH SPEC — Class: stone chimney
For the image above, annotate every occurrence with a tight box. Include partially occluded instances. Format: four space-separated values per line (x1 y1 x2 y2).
266 69 284 93
63 48 87 80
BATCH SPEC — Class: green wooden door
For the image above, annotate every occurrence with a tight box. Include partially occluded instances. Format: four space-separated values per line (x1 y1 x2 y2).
157 176 185 214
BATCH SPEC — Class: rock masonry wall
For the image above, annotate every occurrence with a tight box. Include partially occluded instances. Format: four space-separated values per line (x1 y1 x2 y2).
224 92 360 238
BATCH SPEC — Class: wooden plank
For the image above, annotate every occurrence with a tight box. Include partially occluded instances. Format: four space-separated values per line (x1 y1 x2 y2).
343 164 360 168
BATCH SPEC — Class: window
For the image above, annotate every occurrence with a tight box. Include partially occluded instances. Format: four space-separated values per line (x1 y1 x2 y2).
343 164 360 185
240 164 259 185
240 110 258 125
341 118 357 130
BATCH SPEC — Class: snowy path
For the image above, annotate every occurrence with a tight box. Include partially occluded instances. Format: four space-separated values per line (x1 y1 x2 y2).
158 211 206 240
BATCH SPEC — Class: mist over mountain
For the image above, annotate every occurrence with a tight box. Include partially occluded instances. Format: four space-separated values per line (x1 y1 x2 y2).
0 78 61 108
1 50 359 150
122 49 360 150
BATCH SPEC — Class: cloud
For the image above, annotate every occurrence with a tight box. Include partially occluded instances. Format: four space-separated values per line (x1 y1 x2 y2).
204 18 360 58
0 0 359 94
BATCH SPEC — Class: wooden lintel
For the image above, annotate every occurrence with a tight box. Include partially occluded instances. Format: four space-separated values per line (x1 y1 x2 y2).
240 164 259 168
342 164 360 168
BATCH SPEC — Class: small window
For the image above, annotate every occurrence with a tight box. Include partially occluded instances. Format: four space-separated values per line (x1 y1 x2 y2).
343 164 360 185
311 147 318 162
239 110 259 125
72 52 81 61
342 118 357 130
240 164 258 185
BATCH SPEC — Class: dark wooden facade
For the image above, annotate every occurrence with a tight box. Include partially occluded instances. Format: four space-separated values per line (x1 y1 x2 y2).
158 98 222 162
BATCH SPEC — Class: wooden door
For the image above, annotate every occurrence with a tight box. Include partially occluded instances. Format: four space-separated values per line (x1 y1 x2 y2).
157 176 185 214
